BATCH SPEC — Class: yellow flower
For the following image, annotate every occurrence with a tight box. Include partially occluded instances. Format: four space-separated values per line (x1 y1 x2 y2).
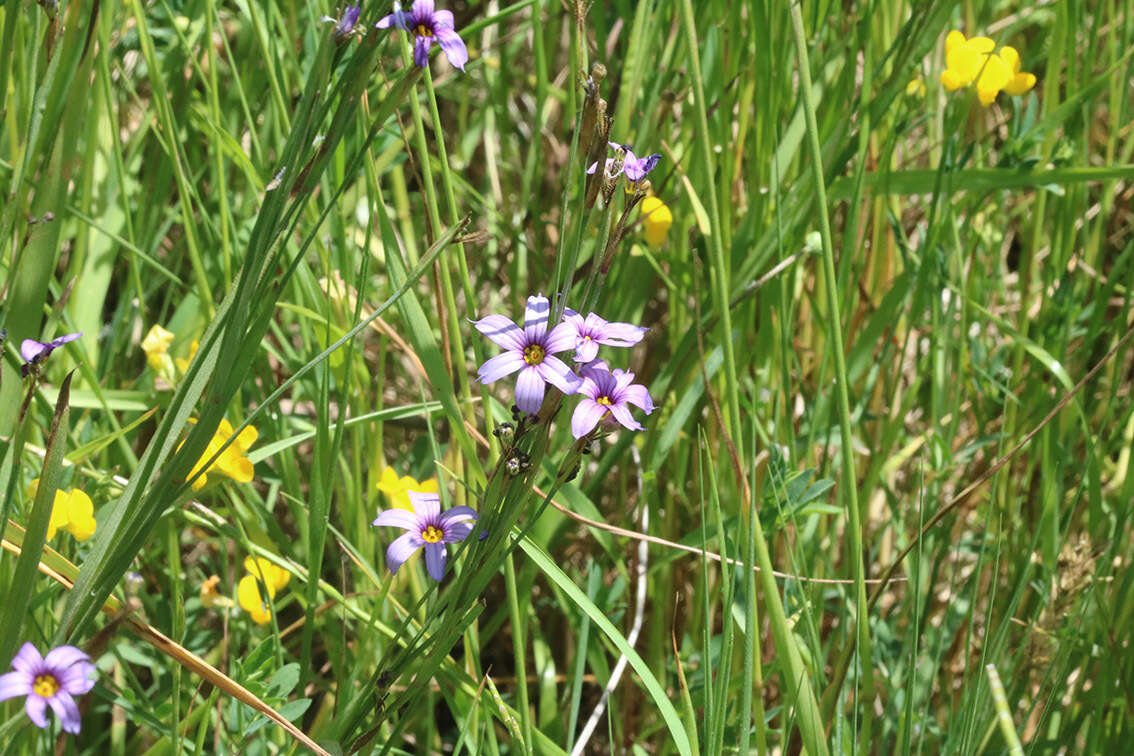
238 557 290 625
200 575 224 608
940 30 1034 106
639 196 673 248
182 418 258 491
377 466 438 510
905 76 926 98
175 339 199 374
27 479 97 542
141 324 175 372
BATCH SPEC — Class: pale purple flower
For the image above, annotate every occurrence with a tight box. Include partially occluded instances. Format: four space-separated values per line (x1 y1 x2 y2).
376 1 468 71
324 4 361 40
0 642 96 734
372 491 477 581
473 294 583 414
587 142 661 185
20 331 81 377
564 309 647 363
571 361 655 439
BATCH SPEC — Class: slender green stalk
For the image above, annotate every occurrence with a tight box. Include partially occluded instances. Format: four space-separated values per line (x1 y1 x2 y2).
504 554 534 754
788 0 874 744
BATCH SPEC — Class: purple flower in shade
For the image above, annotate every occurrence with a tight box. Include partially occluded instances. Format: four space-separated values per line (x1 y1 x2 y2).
0 643 96 734
376 1 468 71
473 294 583 414
372 491 478 581
325 4 361 40
571 361 655 439
563 309 648 363
20 332 82 378
587 142 661 185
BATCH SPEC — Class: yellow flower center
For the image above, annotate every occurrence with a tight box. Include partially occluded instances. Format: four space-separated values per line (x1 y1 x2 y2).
523 344 546 366
33 674 60 698
415 24 433 38
597 396 613 406
421 525 444 543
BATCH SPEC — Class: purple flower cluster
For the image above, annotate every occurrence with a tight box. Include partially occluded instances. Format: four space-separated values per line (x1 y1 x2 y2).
376 1 468 71
0 643 96 734
473 295 655 438
588 142 662 187
20 331 82 378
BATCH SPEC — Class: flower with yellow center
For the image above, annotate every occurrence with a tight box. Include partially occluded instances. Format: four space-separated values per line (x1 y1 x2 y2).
377 466 439 510
27 479 97 541
182 418 258 491
141 325 175 371
940 30 1035 106
238 556 290 625
639 196 673 248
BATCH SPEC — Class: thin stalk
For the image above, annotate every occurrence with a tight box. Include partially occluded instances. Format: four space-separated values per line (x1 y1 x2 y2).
788 1 875 744
504 554 534 754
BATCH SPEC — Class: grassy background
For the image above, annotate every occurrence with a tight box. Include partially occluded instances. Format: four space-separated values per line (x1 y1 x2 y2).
1 0 1133 752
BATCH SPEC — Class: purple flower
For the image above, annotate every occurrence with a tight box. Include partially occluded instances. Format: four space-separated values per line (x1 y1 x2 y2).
571 361 655 439
20 331 82 378
473 294 583 414
372 491 478 581
325 4 361 39
0 643 96 734
587 142 661 185
564 309 647 363
376 1 468 71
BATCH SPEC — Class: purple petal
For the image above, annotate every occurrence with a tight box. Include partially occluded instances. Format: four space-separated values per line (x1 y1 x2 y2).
543 321 577 355
44 646 90 672
438 505 479 526
20 339 50 363
573 339 600 363
413 35 432 67
571 399 608 439
412 0 435 20
11 643 43 674
423 542 447 581
473 314 526 351
386 531 423 574
25 695 48 729
375 12 400 28
612 369 636 394
523 295 551 342
409 491 441 521
373 509 423 531
48 691 81 734
597 321 647 347
60 662 96 696
443 520 476 543
536 355 583 395
433 9 455 28
435 27 468 71
609 403 644 431
576 376 600 401
586 161 598 175
514 366 546 414
621 384 655 413
563 309 585 329
0 671 31 702
477 351 526 384
49 332 82 348
580 360 610 381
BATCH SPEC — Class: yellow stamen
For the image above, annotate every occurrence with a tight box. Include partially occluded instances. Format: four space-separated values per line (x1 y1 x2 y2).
33 674 60 698
421 525 444 543
415 24 433 37
597 396 613 406
523 344 546 366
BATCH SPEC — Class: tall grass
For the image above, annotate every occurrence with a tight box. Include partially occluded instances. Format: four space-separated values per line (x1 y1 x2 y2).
1 0 1132 753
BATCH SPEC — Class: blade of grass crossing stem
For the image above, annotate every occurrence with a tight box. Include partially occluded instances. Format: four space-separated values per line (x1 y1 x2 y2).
789 4 874 744
0 371 73 667
518 535 693 756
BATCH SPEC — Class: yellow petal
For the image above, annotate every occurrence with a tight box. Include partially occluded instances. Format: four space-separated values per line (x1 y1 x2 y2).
945 44 984 85
998 46 1021 74
238 574 271 624
1003 72 1036 96
217 419 235 438
234 424 258 452
641 197 673 248
141 325 175 359
377 466 401 495
415 478 439 495
63 490 96 541
976 53 1012 105
218 451 254 483
244 557 290 595
945 30 966 54
25 478 40 500
200 575 222 607
967 36 996 53
47 491 70 540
